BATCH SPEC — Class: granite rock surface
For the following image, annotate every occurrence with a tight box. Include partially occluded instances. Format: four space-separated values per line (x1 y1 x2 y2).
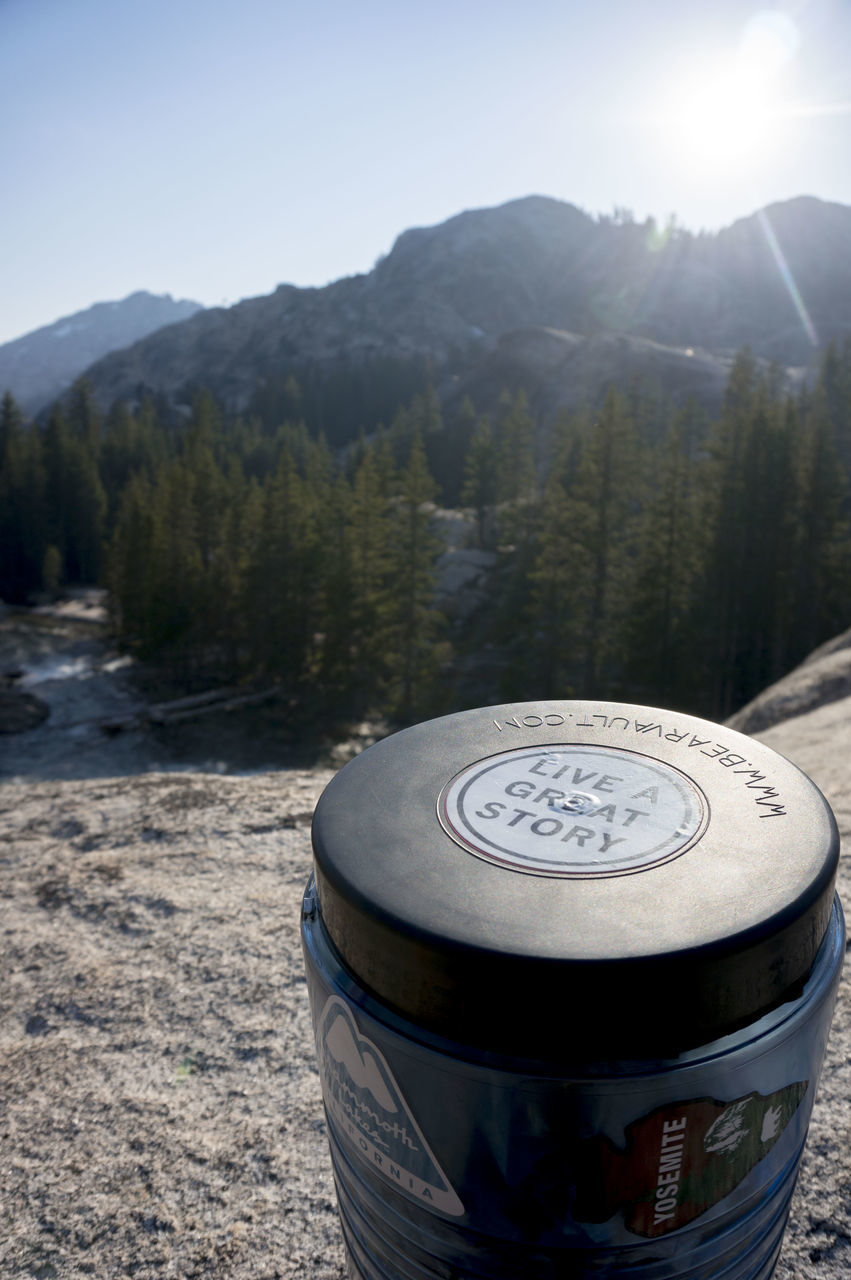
1 673 849 1276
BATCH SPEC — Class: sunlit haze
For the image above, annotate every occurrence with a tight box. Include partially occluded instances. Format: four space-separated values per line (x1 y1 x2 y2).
657 11 806 171
2 0 850 345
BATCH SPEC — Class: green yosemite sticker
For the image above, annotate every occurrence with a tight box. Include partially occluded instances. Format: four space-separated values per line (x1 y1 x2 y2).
574 1083 808 1237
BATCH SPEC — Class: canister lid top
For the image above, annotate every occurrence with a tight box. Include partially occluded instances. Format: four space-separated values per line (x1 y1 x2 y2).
310 701 839 1055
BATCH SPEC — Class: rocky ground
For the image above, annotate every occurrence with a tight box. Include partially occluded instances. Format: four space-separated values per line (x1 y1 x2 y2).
1 613 850 1278
0 767 342 1279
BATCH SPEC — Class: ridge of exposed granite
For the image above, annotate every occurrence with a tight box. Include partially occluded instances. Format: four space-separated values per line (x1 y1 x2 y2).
1 687 849 1276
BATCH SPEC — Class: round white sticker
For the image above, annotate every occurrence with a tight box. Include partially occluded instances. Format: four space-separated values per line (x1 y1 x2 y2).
438 745 708 877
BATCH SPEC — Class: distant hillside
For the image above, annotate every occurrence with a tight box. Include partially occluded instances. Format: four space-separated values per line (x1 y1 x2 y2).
443 327 749 427
0 292 203 414
77 196 851 428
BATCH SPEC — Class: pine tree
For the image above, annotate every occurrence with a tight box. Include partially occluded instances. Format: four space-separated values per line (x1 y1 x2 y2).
495 390 537 509
224 470 264 674
146 460 204 671
547 407 585 483
312 471 355 695
385 431 446 719
460 413 497 547
620 415 701 706
38 402 107 586
106 472 158 650
248 448 320 684
789 379 850 659
407 385 443 439
814 340 851 477
0 389 24 457
734 387 800 694
65 377 102 452
343 446 396 703
688 351 759 715
523 466 581 696
0 392 47 599
569 387 639 694
67 439 108 583
690 354 803 715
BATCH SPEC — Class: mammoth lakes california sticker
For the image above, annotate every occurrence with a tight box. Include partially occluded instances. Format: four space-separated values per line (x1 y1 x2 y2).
317 996 464 1216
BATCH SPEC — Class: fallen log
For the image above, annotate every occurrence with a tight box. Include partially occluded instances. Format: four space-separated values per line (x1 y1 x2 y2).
146 686 246 717
97 685 285 734
147 687 282 725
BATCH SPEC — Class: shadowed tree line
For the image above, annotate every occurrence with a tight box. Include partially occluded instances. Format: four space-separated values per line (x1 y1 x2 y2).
2 339 851 724
479 345 851 718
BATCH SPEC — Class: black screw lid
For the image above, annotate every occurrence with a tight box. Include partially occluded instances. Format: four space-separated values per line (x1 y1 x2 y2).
310 702 839 1057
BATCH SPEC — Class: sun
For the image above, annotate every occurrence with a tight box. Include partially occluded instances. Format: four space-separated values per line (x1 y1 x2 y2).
674 66 774 165
667 69 778 173
660 12 800 173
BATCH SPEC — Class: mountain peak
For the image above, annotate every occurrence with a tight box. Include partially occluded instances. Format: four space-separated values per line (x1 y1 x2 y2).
7 194 851 423
0 292 204 414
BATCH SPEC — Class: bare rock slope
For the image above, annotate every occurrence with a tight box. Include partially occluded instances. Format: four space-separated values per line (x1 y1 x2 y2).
728 627 851 735
1 671 850 1275
82 196 851 417
0 767 343 1279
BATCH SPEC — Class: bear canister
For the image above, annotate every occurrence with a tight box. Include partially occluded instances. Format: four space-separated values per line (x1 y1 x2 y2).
301 701 844 1279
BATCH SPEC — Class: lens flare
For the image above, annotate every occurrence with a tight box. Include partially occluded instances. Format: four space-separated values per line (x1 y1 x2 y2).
739 11 800 78
757 209 819 348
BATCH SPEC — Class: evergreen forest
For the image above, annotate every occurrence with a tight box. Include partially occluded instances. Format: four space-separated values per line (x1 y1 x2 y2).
2 340 851 728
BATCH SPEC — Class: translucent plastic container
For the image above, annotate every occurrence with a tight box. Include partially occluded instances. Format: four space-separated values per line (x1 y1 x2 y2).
302 701 844 1279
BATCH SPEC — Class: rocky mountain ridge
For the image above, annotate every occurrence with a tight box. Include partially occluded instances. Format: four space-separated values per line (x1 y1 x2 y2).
77 195 851 423
0 291 203 414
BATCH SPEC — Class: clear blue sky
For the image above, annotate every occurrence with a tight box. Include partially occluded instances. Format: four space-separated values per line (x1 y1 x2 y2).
2 0 850 344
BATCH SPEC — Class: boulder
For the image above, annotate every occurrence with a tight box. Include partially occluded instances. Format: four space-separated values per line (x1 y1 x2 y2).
728 632 851 734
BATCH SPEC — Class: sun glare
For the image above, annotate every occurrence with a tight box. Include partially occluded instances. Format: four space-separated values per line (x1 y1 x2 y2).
676 68 772 164
661 11 800 172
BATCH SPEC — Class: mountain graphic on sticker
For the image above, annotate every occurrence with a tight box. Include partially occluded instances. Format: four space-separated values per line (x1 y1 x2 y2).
317 996 464 1217
573 1082 808 1238
324 1015 398 1111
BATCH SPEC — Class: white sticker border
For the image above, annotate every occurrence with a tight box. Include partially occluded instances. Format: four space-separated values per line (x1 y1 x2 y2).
437 744 709 879
318 995 465 1217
